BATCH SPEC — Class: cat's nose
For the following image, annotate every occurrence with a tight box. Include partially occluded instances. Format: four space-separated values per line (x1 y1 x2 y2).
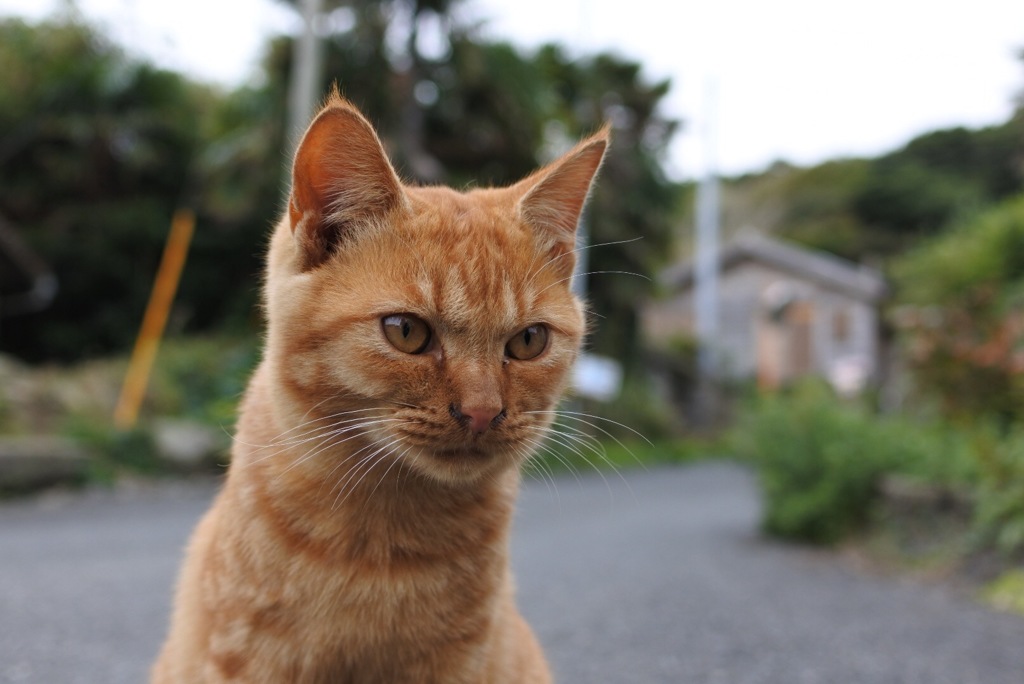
450 404 505 434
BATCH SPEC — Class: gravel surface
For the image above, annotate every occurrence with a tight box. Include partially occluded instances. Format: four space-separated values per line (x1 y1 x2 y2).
1 462 1022 683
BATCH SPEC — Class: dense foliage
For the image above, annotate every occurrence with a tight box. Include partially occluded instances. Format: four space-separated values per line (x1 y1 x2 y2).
700 110 1024 263
731 381 1024 555
893 195 1024 424
0 18 209 359
731 383 909 544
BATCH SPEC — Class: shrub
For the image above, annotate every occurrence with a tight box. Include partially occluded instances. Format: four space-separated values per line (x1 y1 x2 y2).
146 335 259 428
731 380 1024 556
972 426 1024 555
730 382 925 544
732 383 879 543
886 417 980 490
61 415 161 482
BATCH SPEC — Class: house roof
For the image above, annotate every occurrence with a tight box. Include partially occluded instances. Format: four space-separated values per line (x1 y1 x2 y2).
660 233 887 302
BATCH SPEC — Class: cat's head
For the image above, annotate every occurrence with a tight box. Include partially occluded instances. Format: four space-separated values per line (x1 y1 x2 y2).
264 92 608 485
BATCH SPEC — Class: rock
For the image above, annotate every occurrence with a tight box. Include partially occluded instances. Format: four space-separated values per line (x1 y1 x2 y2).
0 436 89 492
153 418 226 469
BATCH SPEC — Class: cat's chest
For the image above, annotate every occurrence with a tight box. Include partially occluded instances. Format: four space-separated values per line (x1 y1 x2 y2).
229 533 500 681
242 496 505 623
223 453 511 667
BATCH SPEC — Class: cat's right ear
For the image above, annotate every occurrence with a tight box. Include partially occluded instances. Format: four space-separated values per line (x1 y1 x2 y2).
288 94 406 270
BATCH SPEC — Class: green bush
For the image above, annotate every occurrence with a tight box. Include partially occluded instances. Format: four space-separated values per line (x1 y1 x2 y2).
731 381 1024 556
731 382 924 544
732 384 879 543
972 427 1024 555
146 335 259 428
886 417 980 489
61 415 161 483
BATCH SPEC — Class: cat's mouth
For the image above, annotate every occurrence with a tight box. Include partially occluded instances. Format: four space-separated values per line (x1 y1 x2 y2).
431 447 489 461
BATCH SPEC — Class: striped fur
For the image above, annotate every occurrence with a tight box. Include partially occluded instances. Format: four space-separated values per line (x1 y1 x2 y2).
152 94 607 683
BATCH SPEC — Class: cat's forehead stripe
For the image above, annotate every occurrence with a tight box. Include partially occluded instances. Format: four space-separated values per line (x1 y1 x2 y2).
428 242 522 335
379 192 573 335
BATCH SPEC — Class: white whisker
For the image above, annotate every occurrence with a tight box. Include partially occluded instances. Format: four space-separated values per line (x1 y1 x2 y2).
521 434 584 487
538 422 608 456
519 237 645 296
247 417 404 470
276 424 389 479
330 436 406 511
535 270 650 297
231 408 389 453
362 439 411 507
518 443 560 504
320 435 390 498
528 410 647 499
258 409 390 448
529 409 652 447
528 425 614 497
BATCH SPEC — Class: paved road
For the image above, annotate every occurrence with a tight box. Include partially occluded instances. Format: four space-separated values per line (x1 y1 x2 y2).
2 462 1023 683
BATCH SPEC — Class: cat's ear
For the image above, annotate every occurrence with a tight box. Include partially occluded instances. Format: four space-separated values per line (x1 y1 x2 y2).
288 92 406 270
516 126 610 251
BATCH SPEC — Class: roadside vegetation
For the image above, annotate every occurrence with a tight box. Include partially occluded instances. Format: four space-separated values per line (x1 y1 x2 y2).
728 193 1024 612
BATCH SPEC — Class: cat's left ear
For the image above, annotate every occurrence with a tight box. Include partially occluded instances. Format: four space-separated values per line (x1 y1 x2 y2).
516 125 610 253
288 92 407 270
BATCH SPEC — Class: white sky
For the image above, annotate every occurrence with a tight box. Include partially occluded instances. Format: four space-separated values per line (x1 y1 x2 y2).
2 0 1022 179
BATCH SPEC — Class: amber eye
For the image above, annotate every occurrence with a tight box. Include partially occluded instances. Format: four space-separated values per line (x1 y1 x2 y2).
382 314 432 354
506 324 549 361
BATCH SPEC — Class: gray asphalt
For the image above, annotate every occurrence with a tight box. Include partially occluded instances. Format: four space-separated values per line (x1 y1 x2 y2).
2 462 1023 683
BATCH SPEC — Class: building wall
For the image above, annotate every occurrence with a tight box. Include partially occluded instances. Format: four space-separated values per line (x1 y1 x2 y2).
644 261 880 389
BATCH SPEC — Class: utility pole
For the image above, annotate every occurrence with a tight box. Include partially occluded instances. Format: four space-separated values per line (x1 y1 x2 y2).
693 79 720 425
572 218 589 299
287 0 325 152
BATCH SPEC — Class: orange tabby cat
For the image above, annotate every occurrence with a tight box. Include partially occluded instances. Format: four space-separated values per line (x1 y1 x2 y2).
151 91 608 683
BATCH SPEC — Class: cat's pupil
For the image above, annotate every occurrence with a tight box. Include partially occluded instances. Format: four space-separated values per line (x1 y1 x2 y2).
402 321 411 338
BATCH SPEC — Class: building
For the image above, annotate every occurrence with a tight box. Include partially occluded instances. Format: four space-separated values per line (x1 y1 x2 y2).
644 234 887 393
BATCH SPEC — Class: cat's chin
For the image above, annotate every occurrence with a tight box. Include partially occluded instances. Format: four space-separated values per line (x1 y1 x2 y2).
407 445 517 485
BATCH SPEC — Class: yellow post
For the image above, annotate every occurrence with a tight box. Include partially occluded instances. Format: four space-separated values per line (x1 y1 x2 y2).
113 208 195 430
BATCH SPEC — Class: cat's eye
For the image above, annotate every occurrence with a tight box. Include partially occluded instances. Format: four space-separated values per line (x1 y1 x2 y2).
382 314 432 354
505 324 549 361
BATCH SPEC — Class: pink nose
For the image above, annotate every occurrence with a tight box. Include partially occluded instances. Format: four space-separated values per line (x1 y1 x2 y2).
452 405 504 434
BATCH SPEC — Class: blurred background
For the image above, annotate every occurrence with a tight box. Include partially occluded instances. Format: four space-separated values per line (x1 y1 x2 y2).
0 0 1023 605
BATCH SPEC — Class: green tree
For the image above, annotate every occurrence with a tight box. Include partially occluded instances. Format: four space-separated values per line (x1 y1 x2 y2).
852 118 1024 255
748 159 872 261
0 16 208 361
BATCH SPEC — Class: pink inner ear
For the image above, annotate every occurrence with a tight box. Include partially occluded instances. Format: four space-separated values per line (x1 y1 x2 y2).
288 100 405 267
288 197 302 234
